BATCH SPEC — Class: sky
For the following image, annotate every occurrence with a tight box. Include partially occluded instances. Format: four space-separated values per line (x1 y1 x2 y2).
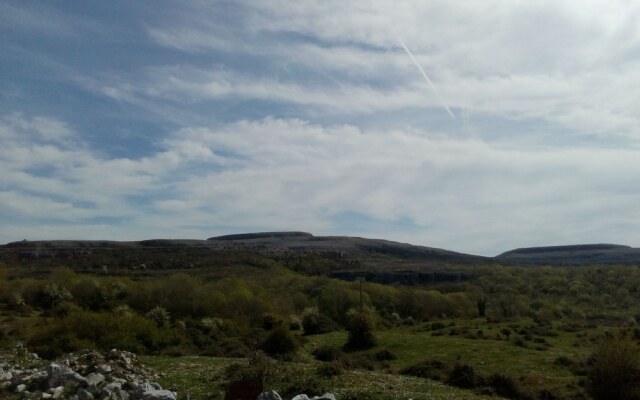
1 1 640 256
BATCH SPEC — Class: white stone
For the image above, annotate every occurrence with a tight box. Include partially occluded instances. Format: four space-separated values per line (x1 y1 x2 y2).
51 386 64 399
257 390 282 400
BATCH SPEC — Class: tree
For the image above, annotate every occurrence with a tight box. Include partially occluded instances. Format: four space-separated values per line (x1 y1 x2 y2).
344 308 376 350
260 326 298 358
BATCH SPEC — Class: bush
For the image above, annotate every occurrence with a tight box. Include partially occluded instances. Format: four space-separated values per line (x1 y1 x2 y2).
340 354 376 371
312 345 343 362
301 307 337 335
447 364 480 389
260 326 299 358
146 306 170 328
401 360 448 380
373 349 397 361
344 309 377 350
316 362 343 377
289 315 302 331
588 336 640 400
262 313 283 330
27 310 175 358
486 373 522 399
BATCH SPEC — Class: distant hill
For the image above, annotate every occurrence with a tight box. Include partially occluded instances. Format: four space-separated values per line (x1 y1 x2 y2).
3 234 640 273
496 244 640 265
0 232 488 284
206 231 487 264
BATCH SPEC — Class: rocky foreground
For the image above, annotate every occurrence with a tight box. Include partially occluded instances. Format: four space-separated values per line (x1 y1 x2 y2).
0 347 177 400
0 347 337 400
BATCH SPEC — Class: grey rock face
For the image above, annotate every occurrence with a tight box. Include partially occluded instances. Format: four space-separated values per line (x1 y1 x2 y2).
78 388 95 400
312 394 336 400
86 372 106 391
292 393 336 400
1 349 178 400
257 390 282 400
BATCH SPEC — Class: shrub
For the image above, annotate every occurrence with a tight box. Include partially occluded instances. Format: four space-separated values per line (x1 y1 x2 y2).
316 362 343 377
340 354 376 371
312 345 343 362
344 309 377 350
301 307 337 335
447 364 480 389
40 283 73 310
225 350 277 382
373 349 397 361
553 356 574 368
401 360 448 380
430 322 446 330
146 306 170 328
289 316 302 331
260 326 299 358
588 336 640 400
486 373 522 399
262 313 283 330
27 310 172 358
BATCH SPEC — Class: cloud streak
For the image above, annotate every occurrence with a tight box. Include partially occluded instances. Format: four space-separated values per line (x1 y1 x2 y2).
393 31 455 119
3 1 640 254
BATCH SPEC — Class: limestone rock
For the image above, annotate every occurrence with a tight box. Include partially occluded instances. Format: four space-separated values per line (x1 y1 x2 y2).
257 390 282 400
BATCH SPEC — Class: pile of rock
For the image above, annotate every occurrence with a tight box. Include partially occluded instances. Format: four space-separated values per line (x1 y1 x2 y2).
1 348 178 400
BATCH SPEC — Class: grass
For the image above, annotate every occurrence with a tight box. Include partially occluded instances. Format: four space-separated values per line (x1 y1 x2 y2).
141 355 503 400
139 317 602 399
300 318 603 397
2 316 610 399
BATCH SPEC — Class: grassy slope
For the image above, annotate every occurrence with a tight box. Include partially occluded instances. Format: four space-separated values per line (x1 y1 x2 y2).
142 355 501 400
141 318 603 399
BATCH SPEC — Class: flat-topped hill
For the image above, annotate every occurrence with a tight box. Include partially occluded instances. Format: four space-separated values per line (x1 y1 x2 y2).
496 243 640 265
3 233 640 268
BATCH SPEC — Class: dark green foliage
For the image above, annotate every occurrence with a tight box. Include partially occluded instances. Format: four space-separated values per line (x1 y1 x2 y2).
477 297 487 317
553 356 574 368
146 306 171 327
262 313 284 330
430 322 446 331
373 349 397 361
260 326 299 358
316 362 343 377
27 310 180 358
39 283 73 310
588 336 640 400
277 369 328 400
312 345 343 362
301 308 337 335
344 310 376 350
224 351 277 382
485 373 523 399
401 360 448 380
447 364 480 389
340 354 376 371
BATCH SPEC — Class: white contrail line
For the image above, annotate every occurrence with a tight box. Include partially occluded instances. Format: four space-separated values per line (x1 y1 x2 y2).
393 31 455 119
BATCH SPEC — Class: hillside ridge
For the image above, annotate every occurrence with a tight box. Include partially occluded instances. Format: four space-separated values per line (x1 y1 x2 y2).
2 233 640 266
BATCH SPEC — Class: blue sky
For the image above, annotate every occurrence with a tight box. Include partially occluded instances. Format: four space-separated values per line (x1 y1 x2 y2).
2 1 640 256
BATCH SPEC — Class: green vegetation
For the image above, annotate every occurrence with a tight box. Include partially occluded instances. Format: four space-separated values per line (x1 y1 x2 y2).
3 250 640 399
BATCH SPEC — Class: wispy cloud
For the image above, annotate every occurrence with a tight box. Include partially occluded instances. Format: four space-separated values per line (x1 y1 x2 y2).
3 1 640 254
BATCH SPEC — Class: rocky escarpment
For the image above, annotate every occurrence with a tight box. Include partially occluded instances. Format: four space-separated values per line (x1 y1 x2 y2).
496 244 640 266
1 346 177 400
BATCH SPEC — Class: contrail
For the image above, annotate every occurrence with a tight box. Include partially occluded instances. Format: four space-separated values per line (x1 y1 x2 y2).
393 31 455 119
